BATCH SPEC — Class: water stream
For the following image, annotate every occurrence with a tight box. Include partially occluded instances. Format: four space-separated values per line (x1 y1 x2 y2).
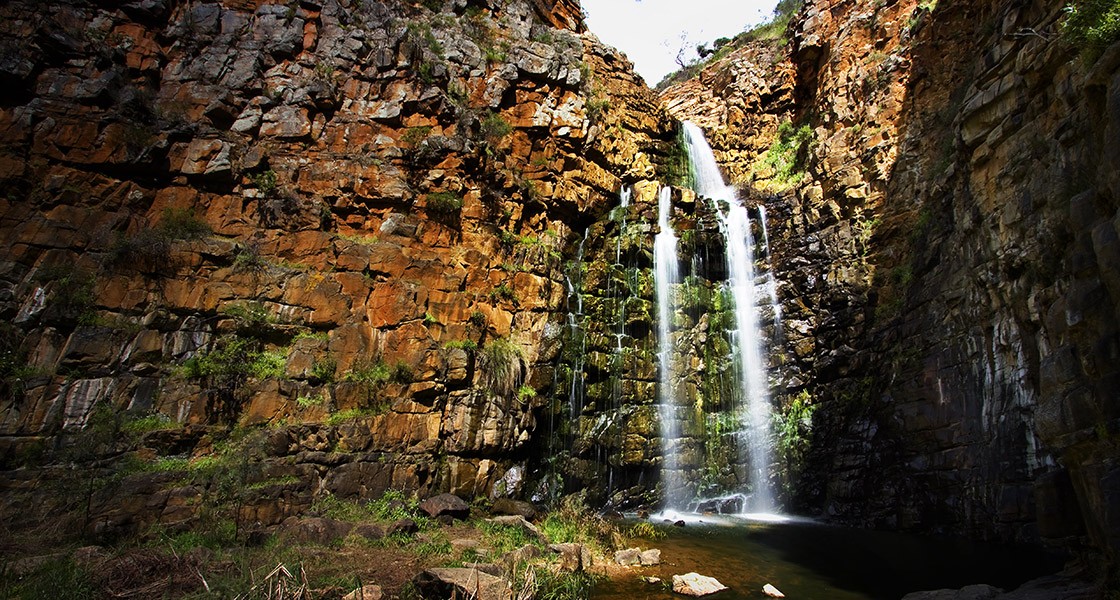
592 517 1064 600
683 121 777 513
654 185 683 510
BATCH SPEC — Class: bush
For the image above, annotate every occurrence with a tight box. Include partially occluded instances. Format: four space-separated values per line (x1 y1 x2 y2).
251 169 278 196
1063 0 1120 63
758 120 813 189
479 338 523 397
425 192 463 214
480 111 512 141
106 207 210 271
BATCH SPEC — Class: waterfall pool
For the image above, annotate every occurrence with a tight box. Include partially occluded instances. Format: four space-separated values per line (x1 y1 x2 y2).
592 515 1064 600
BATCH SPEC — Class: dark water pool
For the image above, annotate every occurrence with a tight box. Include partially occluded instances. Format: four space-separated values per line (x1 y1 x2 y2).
592 515 1065 600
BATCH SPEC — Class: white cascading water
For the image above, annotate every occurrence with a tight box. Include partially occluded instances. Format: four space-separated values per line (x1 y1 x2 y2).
653 185 683 510
682 121 776 514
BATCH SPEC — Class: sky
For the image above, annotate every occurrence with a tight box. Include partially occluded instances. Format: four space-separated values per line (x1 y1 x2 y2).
581 0 780 86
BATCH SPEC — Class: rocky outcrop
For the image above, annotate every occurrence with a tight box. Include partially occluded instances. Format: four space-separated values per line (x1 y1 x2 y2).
0 0 676 537
662 0 1120 573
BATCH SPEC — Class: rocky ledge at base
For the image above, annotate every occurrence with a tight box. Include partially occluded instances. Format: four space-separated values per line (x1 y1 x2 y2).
901 574 1098 600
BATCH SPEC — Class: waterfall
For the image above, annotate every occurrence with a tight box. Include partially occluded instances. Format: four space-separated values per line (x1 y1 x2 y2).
682 121 777 513
653 185 683 510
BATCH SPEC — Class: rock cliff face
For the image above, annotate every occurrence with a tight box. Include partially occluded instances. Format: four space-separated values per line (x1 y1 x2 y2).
663 0 1120 568
0 0 677 534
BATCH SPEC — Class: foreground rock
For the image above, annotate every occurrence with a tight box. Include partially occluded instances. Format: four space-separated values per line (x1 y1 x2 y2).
278 517 353 545
762 583 785 598
487 515 546 541
549 543 590 572
901 576 1098 600
342 585 383 600
414 568 513 600
419 494 469 520
672 573 728 597
491 499 538 519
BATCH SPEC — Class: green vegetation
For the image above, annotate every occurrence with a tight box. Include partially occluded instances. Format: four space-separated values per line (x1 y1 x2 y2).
773 390 816 497
251 169 278 196
310 355 337 383
479 337 523 397
401 126 432 147
757 120 814 189
121 412 181 436
0 556 95 600
538 495 616 556
106 207 211 271
425 191 463 215
32 265 97 325
325 406 385 425
480 111 513 142
489 284 517 303
444 339 478 352
657 0 803 89
469 310 488 328
1062 0 1120 63
627 521 666 541
517 384 537 402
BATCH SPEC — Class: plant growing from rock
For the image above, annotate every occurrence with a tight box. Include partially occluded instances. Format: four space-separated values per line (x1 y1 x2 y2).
105 207 211 272
1062 0 1120 63
479 337 523 397
424 191 463 215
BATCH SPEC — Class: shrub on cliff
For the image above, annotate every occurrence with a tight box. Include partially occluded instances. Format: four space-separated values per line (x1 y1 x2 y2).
1063 0 1120 63
479 337 524 398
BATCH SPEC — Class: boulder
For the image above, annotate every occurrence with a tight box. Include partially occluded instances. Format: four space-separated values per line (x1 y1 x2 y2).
278 517 353 545
614 548 642 566
342 585 383 600
486 515 546 541
491 498 538 520
549 543 586 572
419 493 470 520
413 568 512 600
672 573 728 597
639 548 661 566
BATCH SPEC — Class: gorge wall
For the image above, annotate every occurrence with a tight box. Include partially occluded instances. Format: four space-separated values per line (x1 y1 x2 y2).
1 0 1118 580
662 0 1120 571
0 0 679 535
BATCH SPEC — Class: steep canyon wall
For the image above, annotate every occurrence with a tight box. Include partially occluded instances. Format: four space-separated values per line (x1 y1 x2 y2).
663 0 1120 567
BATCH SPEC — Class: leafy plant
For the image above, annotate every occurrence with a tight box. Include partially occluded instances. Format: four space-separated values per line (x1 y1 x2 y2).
251 169 278 196
311 355 337 383
772 390 816 496
1062 0 1120 63
489 284 517 303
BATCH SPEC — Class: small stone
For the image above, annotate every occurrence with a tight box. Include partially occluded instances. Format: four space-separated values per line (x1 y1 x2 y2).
673 520 686 527
642 576 662 584
763 583 785 598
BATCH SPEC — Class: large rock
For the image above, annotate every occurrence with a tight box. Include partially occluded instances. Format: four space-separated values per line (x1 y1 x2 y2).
614 548 642 566
900 584 1002 600
548 542 588 572
486 515 545 541
671 573 728 597
413 568 512 600
419 493 470 520
491 498 537 520
277 517 353 545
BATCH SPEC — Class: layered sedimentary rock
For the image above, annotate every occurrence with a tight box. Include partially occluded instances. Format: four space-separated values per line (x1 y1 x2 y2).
0 0 677 533
663 0 1120 568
